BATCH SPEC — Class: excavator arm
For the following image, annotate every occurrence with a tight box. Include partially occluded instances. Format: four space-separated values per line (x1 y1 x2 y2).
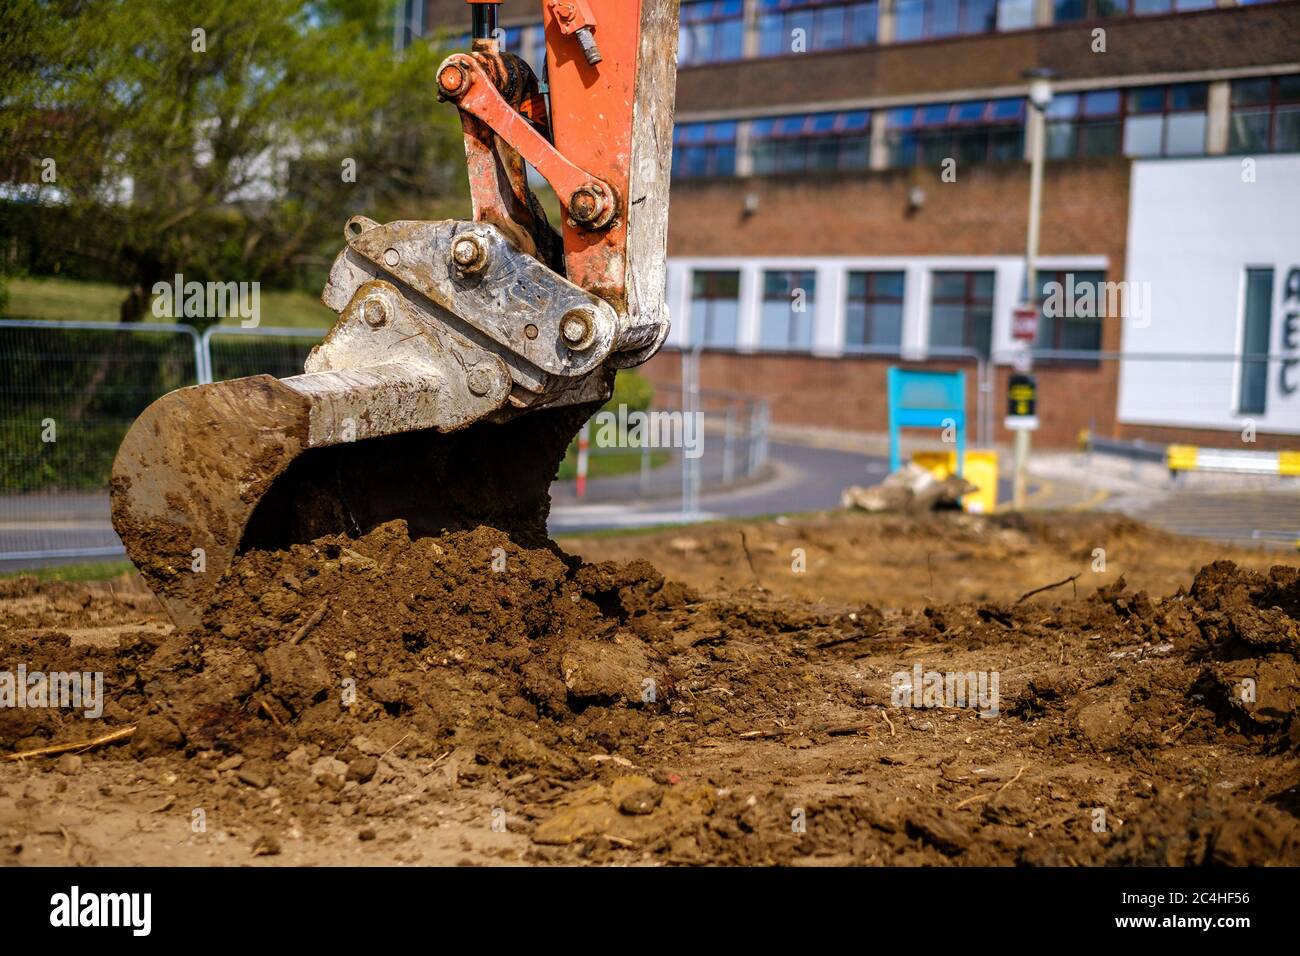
109 0 680 626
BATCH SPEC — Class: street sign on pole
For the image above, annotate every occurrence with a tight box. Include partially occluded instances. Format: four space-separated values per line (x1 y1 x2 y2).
1012 303 1039 342
1005 373 1039 432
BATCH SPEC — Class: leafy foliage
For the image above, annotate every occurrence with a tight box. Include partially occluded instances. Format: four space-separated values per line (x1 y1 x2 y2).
0 0 468 317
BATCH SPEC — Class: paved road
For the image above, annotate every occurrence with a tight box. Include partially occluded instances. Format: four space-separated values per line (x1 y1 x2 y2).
549 441 888 532
0 443 885 567
1101 488 1300 548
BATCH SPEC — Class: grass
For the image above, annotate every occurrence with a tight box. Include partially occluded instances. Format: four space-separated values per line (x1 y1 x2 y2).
4 276 334 329
0 560 134 583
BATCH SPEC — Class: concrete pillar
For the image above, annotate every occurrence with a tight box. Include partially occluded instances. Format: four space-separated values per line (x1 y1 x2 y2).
737 262 763 352
1034 0 1054 27
735 122 755 176
813 264 846 356
901 266 930 360
665 262 690 348
742 0 761 58
877 0 895 44
1206 79 1231 155
869 110 891 170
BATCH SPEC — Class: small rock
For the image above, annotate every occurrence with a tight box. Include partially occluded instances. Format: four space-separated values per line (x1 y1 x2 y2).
285 746 311 771
358 827 377 842
310 756 348 780
264 644 331 712
133 715 184 756
217 754 245 772
237 766 270 789
251 833 281 857
346 756 378 784
56 754 82 774
617 783 662 816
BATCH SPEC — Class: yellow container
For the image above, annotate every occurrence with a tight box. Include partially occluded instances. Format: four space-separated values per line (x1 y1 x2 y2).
911 449 999 514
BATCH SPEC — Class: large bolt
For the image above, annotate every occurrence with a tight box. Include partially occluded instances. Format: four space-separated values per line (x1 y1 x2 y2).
451 234 488 275
568 183 614 229
361 296 389 329
575 27 602 65
466 364 500 397
437 62 472 99
560 307 597 350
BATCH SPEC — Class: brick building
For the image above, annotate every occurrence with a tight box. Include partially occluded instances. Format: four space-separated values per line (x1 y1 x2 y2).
408 0 1300 447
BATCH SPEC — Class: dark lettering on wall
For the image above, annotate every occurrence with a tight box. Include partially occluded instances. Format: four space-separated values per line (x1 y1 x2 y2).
1283 269 1300 399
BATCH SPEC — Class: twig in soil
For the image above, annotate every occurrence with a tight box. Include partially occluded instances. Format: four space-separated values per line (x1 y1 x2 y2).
1163 711 1199 743
738 728 792 739
258 697 285 730
289 601 329 645
738 721 873 740
3 725 137 761
953 764 1026 810
1015 573 1080 605
738 531 768 592
880 708 896 737
824 723 874 737
381 733 412 759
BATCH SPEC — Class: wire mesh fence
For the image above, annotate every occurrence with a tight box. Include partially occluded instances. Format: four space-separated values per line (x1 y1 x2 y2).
0 320 773 566
203 326 323 382
0 320 203 563
561 388 770 505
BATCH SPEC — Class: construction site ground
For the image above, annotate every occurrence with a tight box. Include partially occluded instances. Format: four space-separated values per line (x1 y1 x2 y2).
2 510 1298 866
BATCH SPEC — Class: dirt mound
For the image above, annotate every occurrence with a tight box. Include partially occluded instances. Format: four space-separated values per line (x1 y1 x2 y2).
3 515 1298 866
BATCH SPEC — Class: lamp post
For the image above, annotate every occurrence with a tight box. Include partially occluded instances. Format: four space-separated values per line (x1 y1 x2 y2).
1010 67 1056 509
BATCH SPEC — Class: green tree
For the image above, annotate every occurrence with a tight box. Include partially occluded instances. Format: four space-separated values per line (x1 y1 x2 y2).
0 0 467 321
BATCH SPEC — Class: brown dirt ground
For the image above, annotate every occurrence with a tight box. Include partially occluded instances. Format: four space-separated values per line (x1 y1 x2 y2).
2 512 1298 867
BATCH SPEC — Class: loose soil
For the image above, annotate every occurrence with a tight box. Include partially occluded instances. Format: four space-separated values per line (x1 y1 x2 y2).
2 512 1297 866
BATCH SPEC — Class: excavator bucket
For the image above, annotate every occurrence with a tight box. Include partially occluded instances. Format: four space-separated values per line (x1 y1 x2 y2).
110 0 679 627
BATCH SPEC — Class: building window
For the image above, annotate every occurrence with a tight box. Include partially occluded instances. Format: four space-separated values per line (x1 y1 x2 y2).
996 0 1036 30
1046 84 1207 159
1045 90 1123 158
846 272 904 349
756 1 879 56
751 111 872 174
893 0 1000 42
679 0 745 66
885 98 1025 167
1124 83 1208 156
1055 0 1213 17
761 270 817 349
1036 271 1105 352
672 121 739 178
395 0 425 51
1229 74 1300 155
690 271 742 347
929 271 994 357
1239 269 1274 415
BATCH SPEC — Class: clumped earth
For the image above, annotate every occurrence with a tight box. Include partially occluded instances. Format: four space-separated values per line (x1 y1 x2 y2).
1 513 1297 866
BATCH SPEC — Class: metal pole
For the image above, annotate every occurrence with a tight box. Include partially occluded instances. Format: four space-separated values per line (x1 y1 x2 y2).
1013 76 1050 510
688 344 703 516
680 348 690 515
722 403 736 484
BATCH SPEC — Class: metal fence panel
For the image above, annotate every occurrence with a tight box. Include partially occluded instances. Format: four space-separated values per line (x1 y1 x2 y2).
203 326 323 382
0 320 202 565
1 320 774 565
